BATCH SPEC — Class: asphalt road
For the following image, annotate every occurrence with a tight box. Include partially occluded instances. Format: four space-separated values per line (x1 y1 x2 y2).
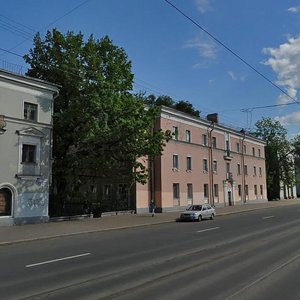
1 204 300 299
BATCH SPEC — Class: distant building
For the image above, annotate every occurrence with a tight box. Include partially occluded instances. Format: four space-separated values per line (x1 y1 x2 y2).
136 106 268 213
0 69 59 225
279 154 297 199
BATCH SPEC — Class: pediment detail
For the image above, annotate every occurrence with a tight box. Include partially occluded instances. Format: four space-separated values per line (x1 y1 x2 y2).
16 127 44 138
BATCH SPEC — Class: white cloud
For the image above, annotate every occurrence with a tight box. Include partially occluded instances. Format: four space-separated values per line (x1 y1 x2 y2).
228 71 237 80
288 6 300 13
263 37 300 104
195 0 212 14
184 35 217 59
275 111 300 125
228 71 248 81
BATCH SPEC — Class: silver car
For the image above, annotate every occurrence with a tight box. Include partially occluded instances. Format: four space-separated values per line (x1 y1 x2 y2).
179 204 216 221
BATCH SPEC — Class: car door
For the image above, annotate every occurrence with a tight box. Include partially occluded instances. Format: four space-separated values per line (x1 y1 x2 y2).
206 205 213 219
201 205 209 219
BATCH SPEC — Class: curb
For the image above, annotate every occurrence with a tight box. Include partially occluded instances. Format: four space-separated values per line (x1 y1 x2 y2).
0 201 299 246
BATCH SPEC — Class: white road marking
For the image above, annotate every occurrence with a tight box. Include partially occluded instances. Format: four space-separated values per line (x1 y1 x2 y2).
197 227 220 233
26 253 91 268
263 216 274 219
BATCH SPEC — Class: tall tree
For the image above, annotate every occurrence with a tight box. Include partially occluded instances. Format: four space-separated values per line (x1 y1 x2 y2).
144 94 200 117
24 29 167 212
254 117 294 200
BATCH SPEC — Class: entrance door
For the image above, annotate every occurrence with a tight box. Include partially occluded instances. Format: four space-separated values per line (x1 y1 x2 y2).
0 188 12 216
228 190 232 206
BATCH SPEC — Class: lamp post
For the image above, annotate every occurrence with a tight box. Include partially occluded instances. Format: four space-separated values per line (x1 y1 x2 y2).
207 122 215 207
240 129 246 204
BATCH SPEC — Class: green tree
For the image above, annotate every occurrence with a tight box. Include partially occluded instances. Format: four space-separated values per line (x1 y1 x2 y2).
24 29 167 213
254 117 294 200
143 94 200 117
174 100 200 117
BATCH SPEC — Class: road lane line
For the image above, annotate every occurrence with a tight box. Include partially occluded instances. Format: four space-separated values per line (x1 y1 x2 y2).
225 252 300 299
263 216 274 219
26 253 91 268
197 227 220 233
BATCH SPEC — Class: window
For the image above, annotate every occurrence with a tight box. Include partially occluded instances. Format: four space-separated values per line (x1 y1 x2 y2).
24 102 38 121
244 165 248 175
22 144 36 163
252 147 255 156
258 148 261 157
187 184 193 200
202 134 207 146
238 185 242 197
203 159 208 172
259 167 262 176
213 160 217 173
260 185 263 196
214 184 219 197
237 163 241 175
245 185 249 196
226 140 230 150
226 162 230 173
173 126 178 140
254 185 258 196
186 130 191 142
253 166 257 176
236 142 240 153
186 156 192 171
173 154 179 169
204 184 209 198
103 184 112 201
243 145 247 154
173 183 180 199
0 188 12 216
212 137 217 148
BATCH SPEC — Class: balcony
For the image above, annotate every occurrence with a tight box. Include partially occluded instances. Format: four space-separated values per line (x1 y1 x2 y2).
224 149 233 160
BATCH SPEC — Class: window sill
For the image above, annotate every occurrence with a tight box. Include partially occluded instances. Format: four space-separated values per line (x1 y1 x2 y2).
15 174 41 180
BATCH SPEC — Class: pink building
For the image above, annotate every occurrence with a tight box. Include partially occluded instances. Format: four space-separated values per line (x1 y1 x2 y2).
136 106 267 213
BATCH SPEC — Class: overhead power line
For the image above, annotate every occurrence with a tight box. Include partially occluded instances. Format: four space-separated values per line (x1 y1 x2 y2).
0 0 91 58
164 0 300 106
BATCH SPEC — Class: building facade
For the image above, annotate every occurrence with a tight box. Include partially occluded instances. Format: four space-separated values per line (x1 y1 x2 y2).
0 69 59 225
136 106 268 213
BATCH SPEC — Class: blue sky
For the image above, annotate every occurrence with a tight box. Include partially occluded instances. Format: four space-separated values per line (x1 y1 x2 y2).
1 0 300 137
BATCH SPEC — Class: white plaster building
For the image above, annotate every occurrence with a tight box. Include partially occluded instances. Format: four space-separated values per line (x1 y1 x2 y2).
0 69 59 225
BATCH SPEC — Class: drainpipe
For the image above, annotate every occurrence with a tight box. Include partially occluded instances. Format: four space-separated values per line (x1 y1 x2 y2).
240 129 246 204
207 122 215 206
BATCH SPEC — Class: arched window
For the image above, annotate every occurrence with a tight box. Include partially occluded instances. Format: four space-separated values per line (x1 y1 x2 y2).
0 188 12 216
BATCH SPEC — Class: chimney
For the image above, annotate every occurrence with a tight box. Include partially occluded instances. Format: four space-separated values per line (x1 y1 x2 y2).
206 113 219 123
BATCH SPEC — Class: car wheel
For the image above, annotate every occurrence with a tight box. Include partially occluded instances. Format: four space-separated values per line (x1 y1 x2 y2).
210 214 214 220
198 215 202 222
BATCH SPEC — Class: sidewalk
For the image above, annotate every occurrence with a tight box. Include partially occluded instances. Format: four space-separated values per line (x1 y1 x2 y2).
0 199 299 246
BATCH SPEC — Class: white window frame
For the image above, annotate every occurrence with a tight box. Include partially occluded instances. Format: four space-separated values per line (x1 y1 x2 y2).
24 101 38 122
203 158 208 172
186 130 191 143
186 156 192 171
172 154 179 170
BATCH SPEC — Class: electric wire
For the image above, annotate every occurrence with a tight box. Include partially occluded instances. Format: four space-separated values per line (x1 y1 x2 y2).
164 0 300 106
0 0 91 58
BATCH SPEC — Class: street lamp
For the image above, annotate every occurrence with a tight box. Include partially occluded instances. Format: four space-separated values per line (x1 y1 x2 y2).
240 129 246 204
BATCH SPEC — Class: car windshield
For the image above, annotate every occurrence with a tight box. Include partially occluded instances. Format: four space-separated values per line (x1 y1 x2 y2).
187 205 202 211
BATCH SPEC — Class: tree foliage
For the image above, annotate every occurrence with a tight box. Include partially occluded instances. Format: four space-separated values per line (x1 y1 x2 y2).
24 29 167 207
144 94 200 117
254 117 295 199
